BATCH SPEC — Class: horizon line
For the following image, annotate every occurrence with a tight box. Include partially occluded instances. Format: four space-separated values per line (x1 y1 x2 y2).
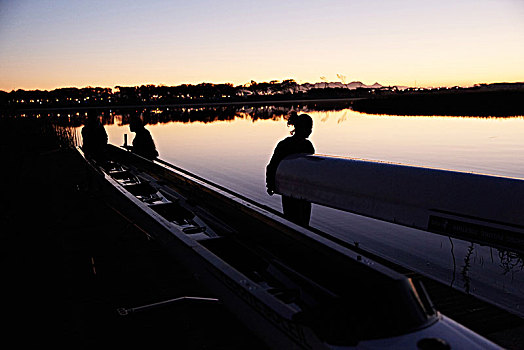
3 80 524 93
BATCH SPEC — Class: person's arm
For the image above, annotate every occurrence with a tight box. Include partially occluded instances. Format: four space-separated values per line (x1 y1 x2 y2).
144 131 158 158
308 141 315 154
266 142 284 195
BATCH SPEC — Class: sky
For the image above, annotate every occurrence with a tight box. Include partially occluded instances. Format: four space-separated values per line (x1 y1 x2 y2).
1 0 523 91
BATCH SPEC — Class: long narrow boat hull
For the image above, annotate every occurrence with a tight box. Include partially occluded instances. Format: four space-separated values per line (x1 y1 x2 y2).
275 154 524 253
78 145 501 349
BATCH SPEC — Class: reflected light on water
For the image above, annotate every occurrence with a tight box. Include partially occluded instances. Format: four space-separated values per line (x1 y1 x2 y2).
74 105 524 317
308 110 524 178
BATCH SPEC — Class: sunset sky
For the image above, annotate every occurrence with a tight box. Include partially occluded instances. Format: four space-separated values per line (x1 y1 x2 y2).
1 0 523 91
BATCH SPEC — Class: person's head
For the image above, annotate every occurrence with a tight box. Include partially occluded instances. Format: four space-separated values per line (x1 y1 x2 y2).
129 115 144 132
287 113 313 138
86 109 99 124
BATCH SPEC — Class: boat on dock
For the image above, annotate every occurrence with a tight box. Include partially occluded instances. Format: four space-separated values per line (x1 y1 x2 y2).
77 144 501 349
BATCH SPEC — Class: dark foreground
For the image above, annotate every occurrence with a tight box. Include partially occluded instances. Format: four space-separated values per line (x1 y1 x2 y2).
0 118 267 349
1 117 523 349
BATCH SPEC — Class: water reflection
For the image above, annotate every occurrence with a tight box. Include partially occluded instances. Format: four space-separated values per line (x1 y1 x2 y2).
449 237 456 288
27 100 352 127
499 250 524 279
461 242 475 294
14 102 524 317
446 238 524 293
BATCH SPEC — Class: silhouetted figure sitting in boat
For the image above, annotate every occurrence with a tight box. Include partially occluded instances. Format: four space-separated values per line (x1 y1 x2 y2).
266 112 315 226
81 110 107 159
127 116 159 160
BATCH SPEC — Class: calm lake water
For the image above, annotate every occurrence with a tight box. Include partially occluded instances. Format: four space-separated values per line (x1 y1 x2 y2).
58 102 524 317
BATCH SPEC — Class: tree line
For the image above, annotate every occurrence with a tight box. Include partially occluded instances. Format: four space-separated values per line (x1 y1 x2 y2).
0 79 379 111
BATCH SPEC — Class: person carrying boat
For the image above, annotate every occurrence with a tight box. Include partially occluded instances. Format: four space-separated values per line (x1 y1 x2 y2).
81 109 108 159
266 112 315 226
127 115 159 160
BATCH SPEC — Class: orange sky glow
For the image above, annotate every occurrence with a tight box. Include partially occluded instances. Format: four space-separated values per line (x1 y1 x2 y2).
1 0 523 91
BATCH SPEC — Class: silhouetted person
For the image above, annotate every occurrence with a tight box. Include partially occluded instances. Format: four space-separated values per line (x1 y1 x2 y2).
128 116 158 160
81 110 107 159
266 112 315 226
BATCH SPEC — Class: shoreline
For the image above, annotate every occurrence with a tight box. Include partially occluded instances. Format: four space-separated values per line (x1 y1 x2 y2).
14 97 361 113
352 89 524 117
